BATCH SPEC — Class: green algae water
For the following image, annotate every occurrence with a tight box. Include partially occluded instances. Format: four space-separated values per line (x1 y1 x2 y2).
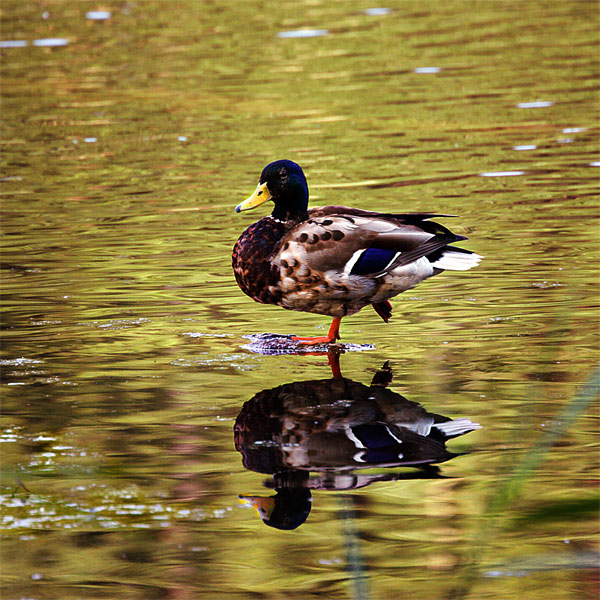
1 1 598 598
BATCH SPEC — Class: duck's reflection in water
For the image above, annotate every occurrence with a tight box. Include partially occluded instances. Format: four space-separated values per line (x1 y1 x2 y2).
235 353 480 530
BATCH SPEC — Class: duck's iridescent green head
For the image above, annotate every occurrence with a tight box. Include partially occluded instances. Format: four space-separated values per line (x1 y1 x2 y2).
236 159 309 222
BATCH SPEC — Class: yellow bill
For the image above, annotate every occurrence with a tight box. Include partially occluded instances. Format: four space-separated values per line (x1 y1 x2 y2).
235 182 271 213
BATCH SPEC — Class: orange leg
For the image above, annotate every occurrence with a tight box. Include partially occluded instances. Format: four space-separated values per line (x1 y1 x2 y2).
292 317 342 345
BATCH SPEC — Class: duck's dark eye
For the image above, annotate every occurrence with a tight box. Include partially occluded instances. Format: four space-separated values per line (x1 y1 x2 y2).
279 168 287 178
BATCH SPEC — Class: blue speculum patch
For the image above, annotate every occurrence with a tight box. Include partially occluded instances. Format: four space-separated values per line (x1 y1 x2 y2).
350 247 398 275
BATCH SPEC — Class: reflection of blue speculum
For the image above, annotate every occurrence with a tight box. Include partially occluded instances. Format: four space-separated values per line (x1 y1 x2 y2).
235 355 480 529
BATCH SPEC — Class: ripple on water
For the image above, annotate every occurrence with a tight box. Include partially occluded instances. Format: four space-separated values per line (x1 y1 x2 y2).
0 40 28 48
170 353 254 370
2 38 69 48
32 38 69 47
414 67 441 74
81 317 151 330
277 29 329 39
242 333 374 355
364 8 392 16
516 101 554 108
0 491 210 531
0 358 43 366
181 332 233 339
479 171 525 177
86 11 111 20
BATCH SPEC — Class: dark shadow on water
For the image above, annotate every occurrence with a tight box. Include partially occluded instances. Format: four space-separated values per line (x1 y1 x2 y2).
234 351 480 530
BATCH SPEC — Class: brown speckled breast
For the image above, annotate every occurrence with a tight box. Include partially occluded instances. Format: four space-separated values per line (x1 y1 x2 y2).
232 217 290 306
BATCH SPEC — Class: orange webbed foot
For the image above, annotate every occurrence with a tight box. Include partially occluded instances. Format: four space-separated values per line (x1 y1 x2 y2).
291 317 341 346
291 335 338 345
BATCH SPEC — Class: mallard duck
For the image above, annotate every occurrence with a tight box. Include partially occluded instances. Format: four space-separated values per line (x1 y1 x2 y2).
233 160 481 344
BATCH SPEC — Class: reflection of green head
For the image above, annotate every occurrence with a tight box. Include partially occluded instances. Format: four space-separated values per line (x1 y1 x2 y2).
239 488 312 530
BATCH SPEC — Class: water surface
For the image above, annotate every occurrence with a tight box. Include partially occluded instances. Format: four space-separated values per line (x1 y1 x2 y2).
1 1 598 599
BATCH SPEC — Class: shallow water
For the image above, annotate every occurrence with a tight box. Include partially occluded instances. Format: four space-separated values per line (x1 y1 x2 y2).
1 1 598 599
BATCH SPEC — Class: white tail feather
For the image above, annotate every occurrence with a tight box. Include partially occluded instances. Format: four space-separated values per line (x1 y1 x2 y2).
430 250 483 271
433 418 482 438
